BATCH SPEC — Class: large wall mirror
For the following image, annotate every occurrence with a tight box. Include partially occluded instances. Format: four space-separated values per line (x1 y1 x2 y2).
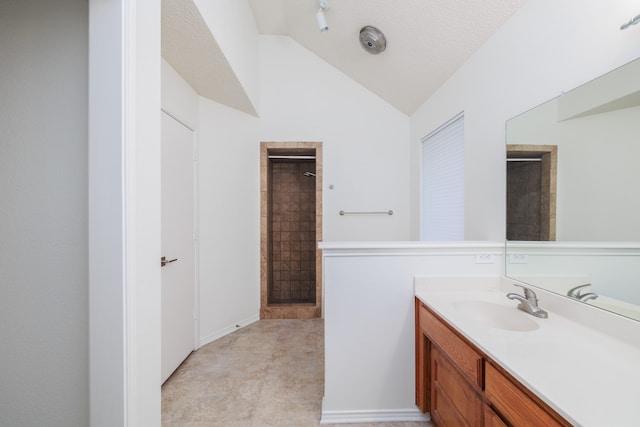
505 57 640 321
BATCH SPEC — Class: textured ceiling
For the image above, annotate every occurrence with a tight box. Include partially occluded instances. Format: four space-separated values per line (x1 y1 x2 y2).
249 0 527 114
162 0 257 116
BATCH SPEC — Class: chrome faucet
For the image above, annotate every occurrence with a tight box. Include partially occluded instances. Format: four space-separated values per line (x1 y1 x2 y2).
567 284 599 302
507 284 548 318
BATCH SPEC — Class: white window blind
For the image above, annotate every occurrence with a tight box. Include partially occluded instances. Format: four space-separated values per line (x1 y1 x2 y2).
420 113 464 241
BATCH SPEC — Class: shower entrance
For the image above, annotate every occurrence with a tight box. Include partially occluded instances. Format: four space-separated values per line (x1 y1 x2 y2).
260 142 322 319
506 144 557 241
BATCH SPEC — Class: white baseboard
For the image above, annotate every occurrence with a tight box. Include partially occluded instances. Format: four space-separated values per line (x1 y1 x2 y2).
198 313 260 347
320 408 431 424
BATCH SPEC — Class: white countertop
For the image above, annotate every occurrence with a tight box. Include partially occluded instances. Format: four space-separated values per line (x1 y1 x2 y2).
415 276 640 427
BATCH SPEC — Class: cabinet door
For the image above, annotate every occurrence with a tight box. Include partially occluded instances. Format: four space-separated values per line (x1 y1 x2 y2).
485 363 566 427
431 346 482 427
419 302 482 388
484 404 508 427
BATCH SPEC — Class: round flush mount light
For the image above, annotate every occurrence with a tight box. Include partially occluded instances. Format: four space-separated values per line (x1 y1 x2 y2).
359 26 386 55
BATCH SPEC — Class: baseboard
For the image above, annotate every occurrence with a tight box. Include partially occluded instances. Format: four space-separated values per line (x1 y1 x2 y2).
320 407 431 424
198 313 260 347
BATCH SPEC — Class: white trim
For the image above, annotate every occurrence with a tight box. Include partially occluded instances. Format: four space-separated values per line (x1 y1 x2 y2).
199 314 260 347
507 241 640 250
123 0 137 424
161 107 195 132
506 242 640 257
319 241 504 257
320 408 431 424
193 129 201 350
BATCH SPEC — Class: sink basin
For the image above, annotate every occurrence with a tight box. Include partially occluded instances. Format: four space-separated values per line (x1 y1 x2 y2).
452 300 540 331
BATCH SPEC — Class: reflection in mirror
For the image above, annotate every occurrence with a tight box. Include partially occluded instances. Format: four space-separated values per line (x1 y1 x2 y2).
507 145 557 241
505 57 640 322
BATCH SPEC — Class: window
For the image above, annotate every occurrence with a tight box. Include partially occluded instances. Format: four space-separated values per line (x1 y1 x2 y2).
420 113 464 241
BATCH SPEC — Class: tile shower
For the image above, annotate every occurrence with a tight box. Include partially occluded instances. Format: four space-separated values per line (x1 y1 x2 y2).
269 161 316 304
260 142 322 319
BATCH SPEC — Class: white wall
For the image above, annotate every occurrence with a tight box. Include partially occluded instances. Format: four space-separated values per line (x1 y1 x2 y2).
198 98 261 344
0 1 88 425
409 0 640 241
162 58 199 130
320 242 503 423
259 36 411 242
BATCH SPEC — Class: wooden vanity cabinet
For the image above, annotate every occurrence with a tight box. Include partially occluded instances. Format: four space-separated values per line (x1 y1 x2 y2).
415 298 570 427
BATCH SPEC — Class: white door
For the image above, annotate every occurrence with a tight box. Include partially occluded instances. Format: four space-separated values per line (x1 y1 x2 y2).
161 112 196 383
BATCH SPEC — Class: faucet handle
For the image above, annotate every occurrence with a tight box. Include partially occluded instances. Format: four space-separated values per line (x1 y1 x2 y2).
512 283 538 301
567 283 591 298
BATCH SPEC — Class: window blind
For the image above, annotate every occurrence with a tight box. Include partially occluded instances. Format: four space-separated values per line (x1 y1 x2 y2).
420 113 464 241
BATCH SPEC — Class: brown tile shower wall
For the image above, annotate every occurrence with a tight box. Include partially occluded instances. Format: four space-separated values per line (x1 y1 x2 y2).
506 161 542 241
269 162 316 304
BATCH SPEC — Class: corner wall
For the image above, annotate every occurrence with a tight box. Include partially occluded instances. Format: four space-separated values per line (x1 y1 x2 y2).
410 0 640 241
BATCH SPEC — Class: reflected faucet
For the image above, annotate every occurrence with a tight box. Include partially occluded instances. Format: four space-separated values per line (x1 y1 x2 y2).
507 284 548 318
567 284 599 302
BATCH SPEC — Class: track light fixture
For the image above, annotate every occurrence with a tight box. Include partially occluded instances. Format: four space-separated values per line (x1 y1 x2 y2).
317 0 329 32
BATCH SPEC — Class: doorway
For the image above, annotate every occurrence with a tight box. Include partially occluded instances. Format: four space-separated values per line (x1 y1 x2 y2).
260 142 323 319
506 144 557 241
161 111 197 383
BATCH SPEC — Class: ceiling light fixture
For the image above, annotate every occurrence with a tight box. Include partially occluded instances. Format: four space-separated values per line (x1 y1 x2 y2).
317 0 329 32
359 26 387 55
620 14 640 30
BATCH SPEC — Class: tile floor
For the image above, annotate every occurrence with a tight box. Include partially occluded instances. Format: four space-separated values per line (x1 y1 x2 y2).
162 319 432 427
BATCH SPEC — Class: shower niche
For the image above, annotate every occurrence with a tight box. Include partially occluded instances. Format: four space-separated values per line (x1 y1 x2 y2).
260 142 322 319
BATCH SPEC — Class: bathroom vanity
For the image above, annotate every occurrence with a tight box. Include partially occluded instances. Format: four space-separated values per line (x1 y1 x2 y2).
415 276 640 427
416 297 569 426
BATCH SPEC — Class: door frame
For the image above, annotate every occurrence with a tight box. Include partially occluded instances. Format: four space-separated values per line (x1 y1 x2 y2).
260 142 323 319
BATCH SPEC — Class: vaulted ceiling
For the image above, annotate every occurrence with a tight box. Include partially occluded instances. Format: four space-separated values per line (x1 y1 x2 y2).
249 0 528 114
162 0 528 116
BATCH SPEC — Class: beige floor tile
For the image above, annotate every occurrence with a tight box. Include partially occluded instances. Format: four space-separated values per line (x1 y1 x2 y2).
162 319 432 427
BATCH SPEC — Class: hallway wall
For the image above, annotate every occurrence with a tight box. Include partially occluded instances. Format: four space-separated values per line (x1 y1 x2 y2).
0 1 89 425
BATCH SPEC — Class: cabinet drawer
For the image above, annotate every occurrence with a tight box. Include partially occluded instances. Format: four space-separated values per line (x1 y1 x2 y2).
485 363 564 427
419 302 482 388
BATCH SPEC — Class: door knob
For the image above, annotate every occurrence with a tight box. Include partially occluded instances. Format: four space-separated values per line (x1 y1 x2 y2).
161 256 178 267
